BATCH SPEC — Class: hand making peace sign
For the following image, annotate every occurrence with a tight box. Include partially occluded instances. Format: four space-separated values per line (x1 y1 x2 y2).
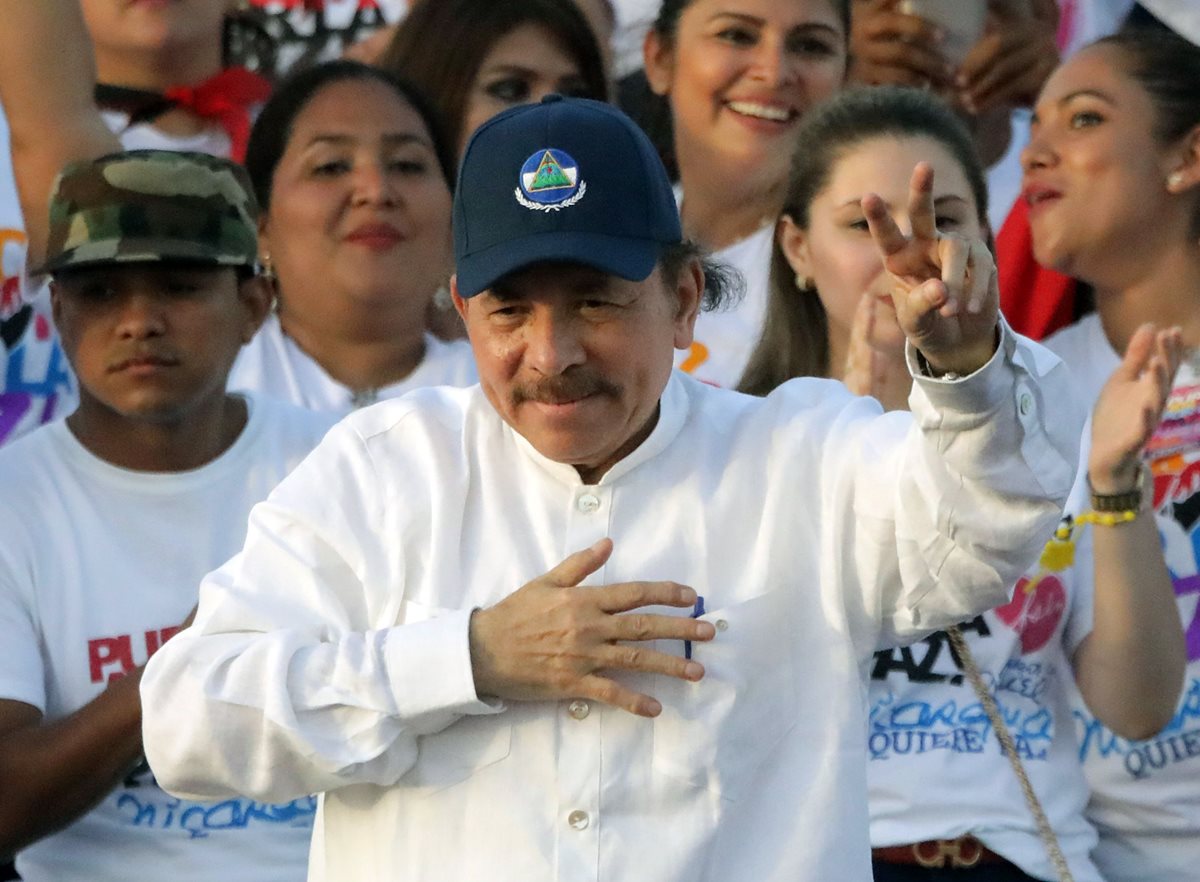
863 162 1000 376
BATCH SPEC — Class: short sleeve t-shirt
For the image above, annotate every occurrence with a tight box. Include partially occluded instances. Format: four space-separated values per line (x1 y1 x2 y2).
1047 314 1200 882
0 394 333 882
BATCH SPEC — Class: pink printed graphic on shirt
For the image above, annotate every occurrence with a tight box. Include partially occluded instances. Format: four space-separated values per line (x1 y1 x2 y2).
993 574 1067 654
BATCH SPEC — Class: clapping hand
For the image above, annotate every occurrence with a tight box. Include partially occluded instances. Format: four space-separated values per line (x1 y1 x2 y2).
842 291 913 412
862 162 999 376
1089 325 1184 494
843 292 887 399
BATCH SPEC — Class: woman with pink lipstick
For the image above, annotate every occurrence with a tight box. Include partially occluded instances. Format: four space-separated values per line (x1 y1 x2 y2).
741 84 1185 881
642 0 850 387
226 60 478 414
1025 23 1200 882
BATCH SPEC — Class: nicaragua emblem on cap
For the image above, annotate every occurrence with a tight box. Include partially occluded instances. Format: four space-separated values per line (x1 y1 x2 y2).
515 148 586 211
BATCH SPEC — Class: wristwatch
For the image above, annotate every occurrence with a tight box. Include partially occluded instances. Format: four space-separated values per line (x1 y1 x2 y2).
1088 466 1145 512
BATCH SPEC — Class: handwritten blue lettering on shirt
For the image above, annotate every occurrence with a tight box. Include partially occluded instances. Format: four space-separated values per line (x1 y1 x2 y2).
1076 677 1200 781
869 616 1055 762
115 792 316 839
112 759 315 838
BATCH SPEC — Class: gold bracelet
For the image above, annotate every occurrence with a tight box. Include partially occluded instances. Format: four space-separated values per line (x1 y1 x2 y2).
1076 509 1139 527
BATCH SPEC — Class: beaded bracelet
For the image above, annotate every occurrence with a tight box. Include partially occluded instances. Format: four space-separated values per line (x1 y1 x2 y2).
1037 508 1140 574
1075 509 1140 527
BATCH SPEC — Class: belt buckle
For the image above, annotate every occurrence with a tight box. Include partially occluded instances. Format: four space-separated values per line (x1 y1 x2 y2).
913 837 984 869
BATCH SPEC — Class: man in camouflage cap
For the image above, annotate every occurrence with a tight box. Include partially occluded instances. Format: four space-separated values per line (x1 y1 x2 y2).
0 147 330 881
40 149 266 430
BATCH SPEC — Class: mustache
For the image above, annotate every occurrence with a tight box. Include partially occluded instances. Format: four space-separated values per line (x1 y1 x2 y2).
511 370 619 406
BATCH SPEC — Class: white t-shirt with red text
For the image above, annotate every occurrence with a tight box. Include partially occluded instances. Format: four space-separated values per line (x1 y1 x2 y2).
0 394 332 882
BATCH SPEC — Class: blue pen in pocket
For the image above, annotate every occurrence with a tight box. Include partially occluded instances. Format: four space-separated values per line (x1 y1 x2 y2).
684 595 705 660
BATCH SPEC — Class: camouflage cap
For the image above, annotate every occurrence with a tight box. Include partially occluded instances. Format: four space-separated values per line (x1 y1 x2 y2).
35 149 260 276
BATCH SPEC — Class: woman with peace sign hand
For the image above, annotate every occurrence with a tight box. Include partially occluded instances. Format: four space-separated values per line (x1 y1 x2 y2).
861 159 1000 376
741 85 1184 882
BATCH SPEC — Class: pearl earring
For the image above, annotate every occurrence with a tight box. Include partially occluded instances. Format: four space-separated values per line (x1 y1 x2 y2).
795 273 813 291
1168 171 1185 191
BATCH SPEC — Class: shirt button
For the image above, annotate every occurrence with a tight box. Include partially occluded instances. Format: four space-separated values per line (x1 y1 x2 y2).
568 699 590 720
1018 392 1033 416
567 809 590 831
715 619 729 632
577 493 601 513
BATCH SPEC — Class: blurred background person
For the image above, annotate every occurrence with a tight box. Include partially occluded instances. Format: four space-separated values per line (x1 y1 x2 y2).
378 0 608 158
230 61 477 414
85 0 270 162
849 0 1064 343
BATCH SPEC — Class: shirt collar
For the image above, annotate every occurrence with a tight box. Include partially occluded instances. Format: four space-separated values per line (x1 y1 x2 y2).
506 370 690 487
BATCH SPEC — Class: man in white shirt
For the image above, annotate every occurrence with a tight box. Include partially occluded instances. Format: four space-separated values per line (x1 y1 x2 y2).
141 95 1083 882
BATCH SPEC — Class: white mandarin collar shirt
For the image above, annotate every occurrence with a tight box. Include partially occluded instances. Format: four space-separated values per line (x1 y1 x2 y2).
143 323 1082 882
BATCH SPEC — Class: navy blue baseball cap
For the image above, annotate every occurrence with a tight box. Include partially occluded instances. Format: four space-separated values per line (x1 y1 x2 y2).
453 95 683 298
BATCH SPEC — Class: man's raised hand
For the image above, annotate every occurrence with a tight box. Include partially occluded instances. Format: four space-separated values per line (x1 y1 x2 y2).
863 162 999 376
468 539 714 718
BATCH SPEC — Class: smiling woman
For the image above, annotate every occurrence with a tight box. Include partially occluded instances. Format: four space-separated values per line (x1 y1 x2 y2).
643 0 851 387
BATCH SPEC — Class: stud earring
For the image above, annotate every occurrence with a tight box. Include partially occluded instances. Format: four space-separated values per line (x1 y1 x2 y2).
795 273 813 291
260 253 277 282
1168 171 1186 191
